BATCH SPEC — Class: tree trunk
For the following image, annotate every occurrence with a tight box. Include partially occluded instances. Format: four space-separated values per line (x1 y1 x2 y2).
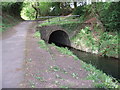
32 5 39 19
74 2 77 8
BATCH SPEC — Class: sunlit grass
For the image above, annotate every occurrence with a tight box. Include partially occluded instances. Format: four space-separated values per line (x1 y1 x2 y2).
81 61 119 88
35 30 119 89
51 43 79 60
50 43 119 89
1 14 21 32
39 16 81 26
33 31 40 38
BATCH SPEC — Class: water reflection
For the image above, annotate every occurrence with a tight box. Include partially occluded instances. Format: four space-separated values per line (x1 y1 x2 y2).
70 48 120 80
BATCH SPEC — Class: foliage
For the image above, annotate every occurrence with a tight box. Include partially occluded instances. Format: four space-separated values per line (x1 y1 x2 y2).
39 2 52 16
20 2 72 20
50 2 62 16
72 6 85 16
86 2 120 32
1 14 20 32
95 2 120 32
50 41 119 88
2 2 23 17
73 2 120 32
38 40 48 50
72 26 118 58
72 27 98 51
1 2 23 32
36 32 48 50
81 61 119 88
21 2 36 20
61 23 79 34
99 32 118 57
51 43 79 60
39 16 81 26
33 31 40 38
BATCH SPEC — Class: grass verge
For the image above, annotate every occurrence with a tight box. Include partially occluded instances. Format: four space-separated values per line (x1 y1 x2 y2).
50 43 79 60
34 31 48 50
39 16 81 27
1 14 22 32
34 31 119 89
52 43 119 89
81 61 119 89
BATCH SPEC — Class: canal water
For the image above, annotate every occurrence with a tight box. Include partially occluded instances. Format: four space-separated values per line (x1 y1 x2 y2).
70 47 120 81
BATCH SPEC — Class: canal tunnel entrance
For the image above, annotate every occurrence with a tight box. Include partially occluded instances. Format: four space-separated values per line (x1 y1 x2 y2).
48 30 71 47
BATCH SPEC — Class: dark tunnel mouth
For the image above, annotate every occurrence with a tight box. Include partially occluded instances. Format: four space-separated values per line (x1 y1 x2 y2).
48 30 71 47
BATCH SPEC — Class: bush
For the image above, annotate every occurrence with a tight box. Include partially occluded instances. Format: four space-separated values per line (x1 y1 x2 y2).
2 2 23 17
72 6 85 16
94 2 120 32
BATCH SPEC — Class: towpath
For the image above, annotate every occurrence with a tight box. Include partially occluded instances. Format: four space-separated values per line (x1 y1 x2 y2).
1 21 93 88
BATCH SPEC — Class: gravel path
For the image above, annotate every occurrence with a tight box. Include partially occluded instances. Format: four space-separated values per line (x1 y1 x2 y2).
22 23 94 88
2 21 36 88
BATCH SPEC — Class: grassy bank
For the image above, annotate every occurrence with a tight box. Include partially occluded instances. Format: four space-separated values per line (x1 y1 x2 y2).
39 16 83 27
39 16 119 58
72 26 119 58
0 13 22 32
52 44 119 88
34 31 119 89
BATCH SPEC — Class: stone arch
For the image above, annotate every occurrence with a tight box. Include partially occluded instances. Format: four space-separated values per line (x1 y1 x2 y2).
48 30 71 47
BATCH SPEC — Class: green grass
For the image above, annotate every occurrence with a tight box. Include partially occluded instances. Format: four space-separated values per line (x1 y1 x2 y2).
38 40 48 50
39 16 81 27
50 43 119 89
35 31 119 89
59 85 69 88
51 43 79 60
0 13 21 32
81 61 119 88
1 14 21 32
72 26 119 58
33 31 40 38
34 31 48 50
49 65 60 72
29 81 36 88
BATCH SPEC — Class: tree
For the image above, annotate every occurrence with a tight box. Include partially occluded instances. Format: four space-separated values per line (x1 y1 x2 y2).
32 2 40 19
74 2 77 8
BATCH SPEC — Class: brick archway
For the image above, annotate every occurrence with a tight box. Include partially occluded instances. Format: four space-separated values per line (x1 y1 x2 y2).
48 30 71 47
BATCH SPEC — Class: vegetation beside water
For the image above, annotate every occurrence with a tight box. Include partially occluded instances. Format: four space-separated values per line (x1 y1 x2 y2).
53 44 119 89
72 26 119 58
81 61 119 88
38 2 119 58
34 31 119 89
39 16 119 58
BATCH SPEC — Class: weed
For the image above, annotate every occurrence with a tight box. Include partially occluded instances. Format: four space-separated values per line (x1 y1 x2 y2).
34 75 45 82
49 66 60 72
54 81 60 85
38 40 48 50
51 43 119 88
34 31 40 38
72 73 79 79
81 61 119 88
51 43 79 60
1 14 20 32
39 17 81 27
29 81 35 88
59 85 69 88
56 74 62 79
28 58 32 62
61 69 68 74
